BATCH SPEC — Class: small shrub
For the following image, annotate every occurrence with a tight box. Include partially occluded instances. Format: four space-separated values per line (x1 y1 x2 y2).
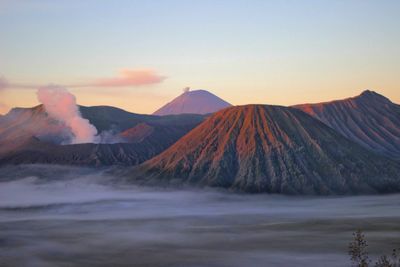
349 230 370 267
348 230 400 267
375 255 393 267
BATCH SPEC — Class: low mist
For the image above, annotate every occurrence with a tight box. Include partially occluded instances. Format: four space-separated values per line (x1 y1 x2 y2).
1 165 399 267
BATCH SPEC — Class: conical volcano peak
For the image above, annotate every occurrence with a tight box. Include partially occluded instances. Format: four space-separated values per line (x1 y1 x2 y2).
153 89 231 115
182 89 213 95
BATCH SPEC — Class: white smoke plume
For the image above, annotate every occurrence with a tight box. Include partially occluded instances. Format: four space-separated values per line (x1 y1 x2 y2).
37 86 99 144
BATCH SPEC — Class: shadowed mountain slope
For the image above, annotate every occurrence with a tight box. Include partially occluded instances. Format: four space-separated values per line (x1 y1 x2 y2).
294 90 400 159
0 105 205 165
153 89 231 115
0 105 202 143
133 105 400 194
0 137 159 166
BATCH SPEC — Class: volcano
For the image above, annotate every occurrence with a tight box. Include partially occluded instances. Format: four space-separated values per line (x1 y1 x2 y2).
294 90 400 159
0 105 205 166
153 89 231 115
133 105 400 194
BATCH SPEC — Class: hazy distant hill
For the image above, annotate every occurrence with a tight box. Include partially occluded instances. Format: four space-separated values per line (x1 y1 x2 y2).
133 105 400 194
153 89 231 115
0 105 204 165
294 90 400 159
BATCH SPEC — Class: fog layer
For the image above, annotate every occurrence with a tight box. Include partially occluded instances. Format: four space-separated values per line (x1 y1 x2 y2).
0 165 399 267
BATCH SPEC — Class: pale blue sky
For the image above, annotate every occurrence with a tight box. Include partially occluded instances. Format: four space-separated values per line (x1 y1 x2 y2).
1 0 399 113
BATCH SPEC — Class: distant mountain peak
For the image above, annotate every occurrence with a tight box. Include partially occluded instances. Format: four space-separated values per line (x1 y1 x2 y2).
294 90 400 158
358 90 390 103
153 89 232 116
360 89 375 96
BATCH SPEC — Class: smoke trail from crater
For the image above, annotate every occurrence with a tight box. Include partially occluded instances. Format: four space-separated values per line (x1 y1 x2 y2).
37 86 98 144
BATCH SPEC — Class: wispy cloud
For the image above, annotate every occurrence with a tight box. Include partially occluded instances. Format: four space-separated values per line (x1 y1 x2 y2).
87 69 166 87
0 77 9 90
0 68 166 90
0 76 51 90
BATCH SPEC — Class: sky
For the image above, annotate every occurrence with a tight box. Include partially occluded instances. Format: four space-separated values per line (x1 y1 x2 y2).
0 0 399 114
